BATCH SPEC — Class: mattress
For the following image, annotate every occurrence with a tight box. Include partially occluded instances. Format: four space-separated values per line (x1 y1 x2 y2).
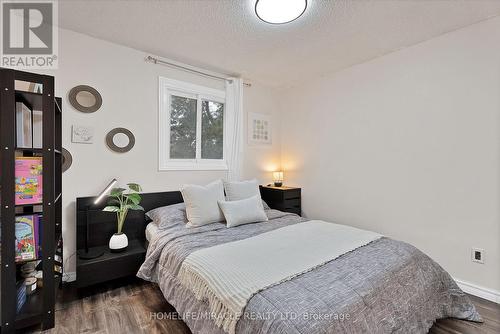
145 222 158 242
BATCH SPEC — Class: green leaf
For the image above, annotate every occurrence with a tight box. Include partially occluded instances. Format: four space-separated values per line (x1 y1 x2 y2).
110 187 126 196
126 193 141 205
102 206 121 212
107 198 120 206
127 183 142 192
127 204 144 211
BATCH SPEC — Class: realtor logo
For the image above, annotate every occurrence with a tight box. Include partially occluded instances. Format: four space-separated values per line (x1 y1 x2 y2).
1 0 58 69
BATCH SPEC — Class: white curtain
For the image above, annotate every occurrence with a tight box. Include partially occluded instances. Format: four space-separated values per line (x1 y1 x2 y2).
225 78 244 181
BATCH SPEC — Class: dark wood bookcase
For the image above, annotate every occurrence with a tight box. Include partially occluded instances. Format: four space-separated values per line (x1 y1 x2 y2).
0 69 62 333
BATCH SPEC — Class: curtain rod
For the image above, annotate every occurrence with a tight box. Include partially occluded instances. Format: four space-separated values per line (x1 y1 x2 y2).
145 55 251 87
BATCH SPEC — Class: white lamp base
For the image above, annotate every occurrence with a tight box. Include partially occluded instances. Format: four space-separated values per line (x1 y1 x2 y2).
109 233 128 252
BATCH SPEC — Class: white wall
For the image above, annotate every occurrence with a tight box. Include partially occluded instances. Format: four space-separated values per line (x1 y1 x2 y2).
35 28 281 274
279 17 500 291
243 84 282 184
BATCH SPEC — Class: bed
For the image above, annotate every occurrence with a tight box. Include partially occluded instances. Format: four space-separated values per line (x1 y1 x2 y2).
137 192 480 334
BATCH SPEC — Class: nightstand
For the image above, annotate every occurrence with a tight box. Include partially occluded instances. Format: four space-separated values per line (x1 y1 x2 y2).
76 196 147 289
260 185 301 215
76 239 146 288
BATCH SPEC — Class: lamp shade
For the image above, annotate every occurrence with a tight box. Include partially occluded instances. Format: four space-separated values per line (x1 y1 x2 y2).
273 171 283 187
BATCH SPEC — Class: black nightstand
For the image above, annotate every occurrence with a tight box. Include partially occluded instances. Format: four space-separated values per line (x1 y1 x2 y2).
76 196 147 289
260 185 301 216
76 239 146 288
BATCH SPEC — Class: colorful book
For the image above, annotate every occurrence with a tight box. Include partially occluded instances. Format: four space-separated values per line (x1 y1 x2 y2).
15 157 43 205
15 215 37 262
34 215 40 258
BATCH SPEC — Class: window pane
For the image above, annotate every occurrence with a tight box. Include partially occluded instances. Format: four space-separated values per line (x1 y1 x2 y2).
170 95 197 159
201 100 224 159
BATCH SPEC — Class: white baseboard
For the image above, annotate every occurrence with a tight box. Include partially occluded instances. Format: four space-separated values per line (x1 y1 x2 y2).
455 278 500 304
62 271 76 282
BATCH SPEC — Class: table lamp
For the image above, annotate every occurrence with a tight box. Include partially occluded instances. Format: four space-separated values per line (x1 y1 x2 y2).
273 171 283 187
78 179 118 260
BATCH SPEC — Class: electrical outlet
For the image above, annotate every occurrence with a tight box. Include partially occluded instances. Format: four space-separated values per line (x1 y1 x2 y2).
471 248 484 264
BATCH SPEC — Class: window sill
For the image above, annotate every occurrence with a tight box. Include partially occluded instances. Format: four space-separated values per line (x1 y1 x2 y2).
159 163 228 171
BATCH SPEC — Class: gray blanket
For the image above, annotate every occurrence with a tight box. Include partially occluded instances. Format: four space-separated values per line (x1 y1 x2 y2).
137 204 481 334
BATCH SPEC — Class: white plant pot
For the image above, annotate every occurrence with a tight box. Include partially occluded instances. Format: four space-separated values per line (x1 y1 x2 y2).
109 233 128 252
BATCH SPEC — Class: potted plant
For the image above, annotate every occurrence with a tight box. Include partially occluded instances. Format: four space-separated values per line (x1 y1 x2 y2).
103 183 144 252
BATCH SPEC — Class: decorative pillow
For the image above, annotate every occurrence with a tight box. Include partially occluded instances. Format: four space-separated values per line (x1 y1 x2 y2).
146 202 187 227
224 179 260 201
218 195 268 228
181 180 225 227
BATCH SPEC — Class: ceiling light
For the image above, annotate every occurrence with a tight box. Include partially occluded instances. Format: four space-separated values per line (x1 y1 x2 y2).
255 0 307 24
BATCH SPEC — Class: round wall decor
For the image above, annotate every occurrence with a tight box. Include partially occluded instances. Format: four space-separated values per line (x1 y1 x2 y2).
106 128 135 153
62 148 73 172
68 85 102 113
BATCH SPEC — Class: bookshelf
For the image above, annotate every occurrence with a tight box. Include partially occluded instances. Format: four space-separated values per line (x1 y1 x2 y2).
0 69 62 333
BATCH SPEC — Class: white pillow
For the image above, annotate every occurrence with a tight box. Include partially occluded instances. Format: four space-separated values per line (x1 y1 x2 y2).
181 180 225 227
224 179 260 201
218 195 268 228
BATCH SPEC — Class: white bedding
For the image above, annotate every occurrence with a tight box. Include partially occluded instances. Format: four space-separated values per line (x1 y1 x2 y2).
177 220 382 334
145 222 158 242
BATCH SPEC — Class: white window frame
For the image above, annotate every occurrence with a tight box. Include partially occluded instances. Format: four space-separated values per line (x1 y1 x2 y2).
159 77 228 171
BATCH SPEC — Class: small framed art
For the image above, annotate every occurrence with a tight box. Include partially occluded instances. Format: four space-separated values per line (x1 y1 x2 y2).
248 112 271 145
72 125 94 144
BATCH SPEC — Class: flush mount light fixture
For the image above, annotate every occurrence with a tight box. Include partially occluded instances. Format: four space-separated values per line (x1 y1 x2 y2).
255 0 307 24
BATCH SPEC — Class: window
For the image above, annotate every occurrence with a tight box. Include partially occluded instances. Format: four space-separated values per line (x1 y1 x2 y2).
159 77 227 170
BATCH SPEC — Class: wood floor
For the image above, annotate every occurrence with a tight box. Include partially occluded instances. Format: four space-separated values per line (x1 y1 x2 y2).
24 277 500 334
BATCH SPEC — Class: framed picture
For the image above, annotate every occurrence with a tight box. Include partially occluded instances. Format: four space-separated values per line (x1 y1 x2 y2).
72 125 94 144
248 112 271 145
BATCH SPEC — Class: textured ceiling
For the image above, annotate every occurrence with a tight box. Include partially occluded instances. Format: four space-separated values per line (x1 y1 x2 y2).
58 0 500 87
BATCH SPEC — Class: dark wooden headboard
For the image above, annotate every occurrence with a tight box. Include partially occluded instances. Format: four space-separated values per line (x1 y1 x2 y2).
76 191 183 250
